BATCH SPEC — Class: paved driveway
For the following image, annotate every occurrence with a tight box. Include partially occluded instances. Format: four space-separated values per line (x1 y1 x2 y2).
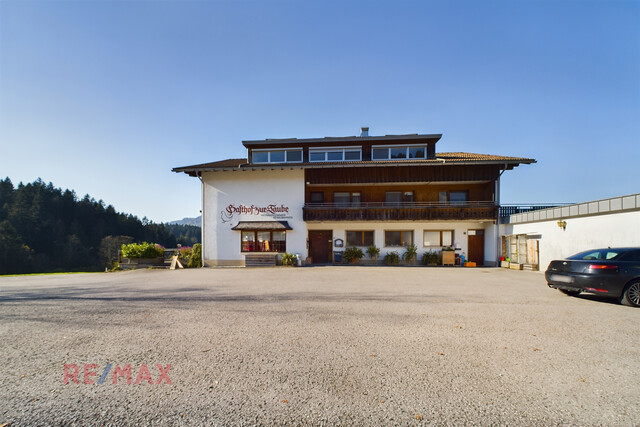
0 267 638 426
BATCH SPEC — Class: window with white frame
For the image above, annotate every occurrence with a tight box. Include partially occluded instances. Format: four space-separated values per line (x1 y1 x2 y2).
423 230 454 247
252 149 303 164
371 145 427 161
309 146 362 162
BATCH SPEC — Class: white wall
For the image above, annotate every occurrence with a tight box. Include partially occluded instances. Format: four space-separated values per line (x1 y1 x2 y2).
202 169 306 265
307 221 495 263
506 210 640 269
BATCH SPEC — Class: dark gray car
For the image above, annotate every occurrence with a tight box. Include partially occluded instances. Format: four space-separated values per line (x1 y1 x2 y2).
545 247 640 307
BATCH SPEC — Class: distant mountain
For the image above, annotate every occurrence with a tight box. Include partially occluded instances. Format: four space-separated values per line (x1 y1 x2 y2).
168 216 201 226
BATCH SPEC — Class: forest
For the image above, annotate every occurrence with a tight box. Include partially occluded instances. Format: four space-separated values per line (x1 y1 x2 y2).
0 178 200 274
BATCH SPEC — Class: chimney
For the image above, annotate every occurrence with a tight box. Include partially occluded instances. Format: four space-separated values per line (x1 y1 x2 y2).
360 127 369 137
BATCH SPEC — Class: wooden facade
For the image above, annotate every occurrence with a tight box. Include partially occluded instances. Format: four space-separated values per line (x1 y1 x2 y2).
303 164 499 222
244 135 439 163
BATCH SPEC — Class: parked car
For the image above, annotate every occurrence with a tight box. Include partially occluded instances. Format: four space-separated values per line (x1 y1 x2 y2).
545 247 640 307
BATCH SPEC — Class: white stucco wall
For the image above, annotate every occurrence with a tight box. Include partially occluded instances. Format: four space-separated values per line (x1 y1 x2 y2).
307 221 496 264
202 169 306 265
505 210 640 269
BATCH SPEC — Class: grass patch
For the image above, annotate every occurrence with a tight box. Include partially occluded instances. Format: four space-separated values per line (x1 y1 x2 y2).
0 271 104 277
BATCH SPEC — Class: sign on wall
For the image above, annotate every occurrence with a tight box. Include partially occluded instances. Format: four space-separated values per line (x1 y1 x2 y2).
221 204 292 223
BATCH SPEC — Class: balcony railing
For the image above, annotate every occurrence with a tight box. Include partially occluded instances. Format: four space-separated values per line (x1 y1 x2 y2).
303 201 498 221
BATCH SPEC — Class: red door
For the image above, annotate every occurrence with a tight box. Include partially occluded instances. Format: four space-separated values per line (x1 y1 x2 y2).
467 230 485 265
309 230 332 264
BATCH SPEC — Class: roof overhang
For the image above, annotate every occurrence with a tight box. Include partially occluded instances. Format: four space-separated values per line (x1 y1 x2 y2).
231 221 293 231
172 159 536 176
242 133 443 147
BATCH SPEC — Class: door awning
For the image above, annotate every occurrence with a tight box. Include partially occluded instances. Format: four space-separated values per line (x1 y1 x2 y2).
231 221 292 231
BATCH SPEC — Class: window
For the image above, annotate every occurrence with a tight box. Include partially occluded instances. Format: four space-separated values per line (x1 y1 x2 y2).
252 151 268 163
310 192 324 203
385 192 402 205
241 230 286 252
404 192 414 203
385 230 413 247
286 150 302 162
352 192 361 206
450 191 468 205
438 190 468 204
252 149 303 164
346 231 374 247
423 230 454 247
568 249 623 261
334 192 351 206
309 146 362 162
371 145 427 161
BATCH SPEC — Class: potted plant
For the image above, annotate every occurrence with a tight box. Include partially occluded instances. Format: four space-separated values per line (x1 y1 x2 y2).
383 251 400 265
422 250 439 266
121 242 165 265
343 246 364 264
280 252 296 266
402 244 418 265
366 244 380 264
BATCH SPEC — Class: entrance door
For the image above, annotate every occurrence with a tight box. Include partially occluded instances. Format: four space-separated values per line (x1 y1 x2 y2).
467 229 485 266
309 230 332 264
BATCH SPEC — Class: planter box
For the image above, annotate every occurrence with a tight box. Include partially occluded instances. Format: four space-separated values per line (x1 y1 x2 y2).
464 262 476 267
501 261 510 268
442 251 455 266
509 263 523 270
122 257 164 265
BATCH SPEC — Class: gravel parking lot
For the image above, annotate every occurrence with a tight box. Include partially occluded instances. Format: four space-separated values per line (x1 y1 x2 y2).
0 266 638 426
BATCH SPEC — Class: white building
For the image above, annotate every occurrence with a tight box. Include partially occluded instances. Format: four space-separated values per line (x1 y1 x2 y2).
173 129 535 267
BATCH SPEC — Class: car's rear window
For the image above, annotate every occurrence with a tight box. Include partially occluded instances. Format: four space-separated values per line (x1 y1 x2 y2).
567 249 624 260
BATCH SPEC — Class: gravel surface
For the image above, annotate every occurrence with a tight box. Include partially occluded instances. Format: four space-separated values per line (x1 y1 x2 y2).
0 266 638 426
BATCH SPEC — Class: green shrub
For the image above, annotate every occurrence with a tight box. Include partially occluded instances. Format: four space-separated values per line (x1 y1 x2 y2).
366 244 380 260
403 244 418 262
343 246 364 263
187 244 202 268
179 246 193 261
121 242 164 259
422 250 439 265
281 252 296 266
383 251 400 265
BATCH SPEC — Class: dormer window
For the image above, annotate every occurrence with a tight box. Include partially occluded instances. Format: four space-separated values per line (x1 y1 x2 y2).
309 146 362 162
372 145 427 161
252 148 302 164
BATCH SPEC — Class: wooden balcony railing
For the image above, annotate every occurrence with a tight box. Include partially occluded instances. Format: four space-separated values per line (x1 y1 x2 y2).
303 201 498 221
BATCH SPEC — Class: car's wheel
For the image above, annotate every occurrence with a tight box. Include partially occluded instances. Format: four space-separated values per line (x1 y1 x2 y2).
620 280 640 307
559 289 580 297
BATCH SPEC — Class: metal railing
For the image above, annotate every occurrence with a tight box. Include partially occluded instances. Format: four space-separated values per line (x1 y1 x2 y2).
507 193 640 224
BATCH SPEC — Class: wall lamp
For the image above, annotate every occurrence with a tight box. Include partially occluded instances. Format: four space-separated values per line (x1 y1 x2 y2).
557 220 567 231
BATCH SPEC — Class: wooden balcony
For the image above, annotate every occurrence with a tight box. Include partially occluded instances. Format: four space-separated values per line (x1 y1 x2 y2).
303 202 498 221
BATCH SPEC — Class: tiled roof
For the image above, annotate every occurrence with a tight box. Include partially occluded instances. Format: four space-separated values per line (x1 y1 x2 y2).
172 158 247 172
173 153 535 175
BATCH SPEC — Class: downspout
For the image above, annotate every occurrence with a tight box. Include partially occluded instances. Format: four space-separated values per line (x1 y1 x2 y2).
197 171 205 267
495 166 507 266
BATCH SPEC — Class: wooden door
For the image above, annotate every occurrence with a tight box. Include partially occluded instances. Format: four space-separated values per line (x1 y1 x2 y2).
467 229 485 265
309 230 332 264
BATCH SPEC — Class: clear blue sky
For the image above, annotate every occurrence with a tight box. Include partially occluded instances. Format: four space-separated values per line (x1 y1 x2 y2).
1 0 638 223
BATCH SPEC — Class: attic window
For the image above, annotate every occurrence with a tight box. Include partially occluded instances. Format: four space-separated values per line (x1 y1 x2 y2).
309 146 362 162
372 145 427 161
252 149 302 164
